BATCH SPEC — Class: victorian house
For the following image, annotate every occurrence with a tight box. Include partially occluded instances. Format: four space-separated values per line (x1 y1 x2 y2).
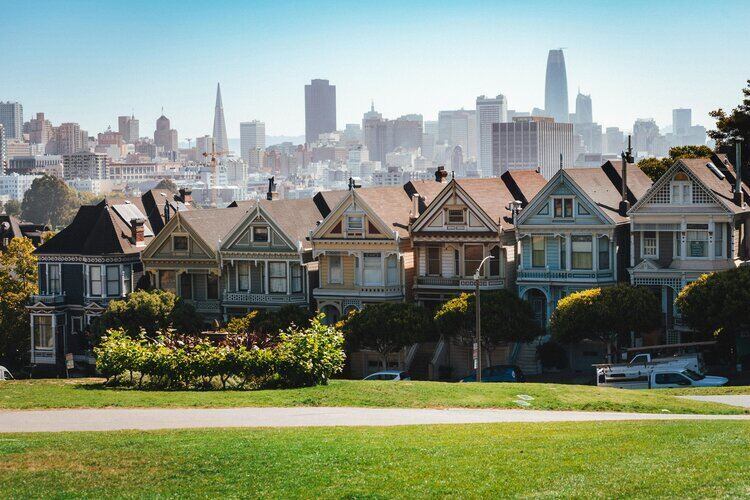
26 189 190 373
627 155 750 344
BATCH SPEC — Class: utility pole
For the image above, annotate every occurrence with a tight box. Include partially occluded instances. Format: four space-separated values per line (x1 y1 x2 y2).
473 255 494 382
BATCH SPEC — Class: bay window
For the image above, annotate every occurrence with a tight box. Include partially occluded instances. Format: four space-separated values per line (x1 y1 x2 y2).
193 273 207 300
571 235 593 270
106 265 120 296
598 236 610 270
207 274 219 300
238 262 250 291
363 253 382 285
427 247 441 276
328 255 342 284
714 224 724 257
159 270 176 292
531 236 545 268
180 272 192 299
269 262 287 293
687 224 709 258
291 263 302 293
33 316 54 350
464 245 484 277
386 255 398 285
48 265 61 294
642 231 657 258
89 266 102 296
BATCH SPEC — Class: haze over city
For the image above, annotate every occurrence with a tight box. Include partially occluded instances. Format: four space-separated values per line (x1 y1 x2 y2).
2 0 749 138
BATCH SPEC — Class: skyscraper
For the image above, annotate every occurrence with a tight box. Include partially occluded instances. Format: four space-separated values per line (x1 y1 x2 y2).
574 92 592 124
58 122 83 155
362 110 422 163
28 112 52 145
476 94 508 177
544 49 569 124
632 118 661 156
213 83 229 153
438 109 477 158
0 102 23 140
672 108 691 136
605 127 624 155
0 124 6 174
304 79 336 144
240 121 265 163
118 115 139 143
154 114 178 152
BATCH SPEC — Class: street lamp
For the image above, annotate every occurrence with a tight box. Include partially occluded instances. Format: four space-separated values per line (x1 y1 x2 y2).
473 255 494 382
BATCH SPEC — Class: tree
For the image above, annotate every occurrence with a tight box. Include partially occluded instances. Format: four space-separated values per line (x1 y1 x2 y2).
550 284 661 361
341 302 435 370
21 175 80 228
676 266 750 365
434 290 541 365
3 199 21 217
0 238 38 369
709 80 750 148
637 145 715 182
96 289 203 340
225 305 313 348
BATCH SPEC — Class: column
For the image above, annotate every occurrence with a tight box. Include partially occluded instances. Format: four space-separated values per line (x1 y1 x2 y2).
593 235 599 272
629 232 635 267
708 219 715 260
680 221 687 259
566 235 572 271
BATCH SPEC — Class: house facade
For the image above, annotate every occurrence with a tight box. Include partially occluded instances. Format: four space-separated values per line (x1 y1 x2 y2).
627 155 750 344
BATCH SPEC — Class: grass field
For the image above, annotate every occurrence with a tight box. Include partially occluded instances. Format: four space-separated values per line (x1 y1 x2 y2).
664 385 750 396
0 378 745 414
0 421 748 498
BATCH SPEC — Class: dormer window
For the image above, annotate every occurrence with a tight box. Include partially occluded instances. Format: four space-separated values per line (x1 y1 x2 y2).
253 226 269 242
670 172 692 204
173 236 188 252
553 198 574 218
447 209 466 225
347 215 364 232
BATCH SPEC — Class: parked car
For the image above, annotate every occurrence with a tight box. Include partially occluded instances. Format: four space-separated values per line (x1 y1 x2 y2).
363 371 411 381
459 365 525 383
597 366 728 389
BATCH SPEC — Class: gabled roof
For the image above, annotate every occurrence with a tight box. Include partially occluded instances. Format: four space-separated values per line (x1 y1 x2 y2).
352 186 415 237
176 207 250 251
501 169 548 206
257 198 327 251
0 215 48 249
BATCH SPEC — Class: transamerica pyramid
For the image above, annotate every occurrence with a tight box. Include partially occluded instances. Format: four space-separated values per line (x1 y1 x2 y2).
212 82 229 153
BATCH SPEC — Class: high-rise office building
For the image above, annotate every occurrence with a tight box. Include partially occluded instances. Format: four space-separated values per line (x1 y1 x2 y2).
118 115 139 143
605 127 624 155
154 114 178 152
196 135 212 156
574 92 592 124
0 124 6 174
476 94 507 177
673 108 691 136
0 102 23 140
492 116 574 179
58 122 83 155
544 49 569 124
304 79 336 144
240 120 265 163
27 112 52 145
363 112 422 163
213 83 229 153
63 151 108 180
633 118 661 156
438 109 477 159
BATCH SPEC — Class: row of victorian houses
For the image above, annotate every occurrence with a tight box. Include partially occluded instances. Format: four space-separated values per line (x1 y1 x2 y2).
26 155 750 378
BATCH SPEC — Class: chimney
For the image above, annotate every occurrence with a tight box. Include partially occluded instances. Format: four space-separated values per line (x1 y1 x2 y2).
619 135 634 216
131 218 145 246
410 193 420 222
177 188 192 204
734 141 744 207
266 176 279 200
435 165 448 183
164 200 171 223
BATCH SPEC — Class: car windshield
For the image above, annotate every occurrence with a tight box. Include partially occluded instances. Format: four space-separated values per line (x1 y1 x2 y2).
682 369 705 381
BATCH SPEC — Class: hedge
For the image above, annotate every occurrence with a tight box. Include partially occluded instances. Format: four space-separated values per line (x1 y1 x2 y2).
94 315 345 390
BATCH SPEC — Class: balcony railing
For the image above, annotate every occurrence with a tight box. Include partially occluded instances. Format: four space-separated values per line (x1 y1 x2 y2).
313 285 404 298
415 276 505 288
223 291 307 305
186 299 221 314
29 293 66 305
517 269 614 282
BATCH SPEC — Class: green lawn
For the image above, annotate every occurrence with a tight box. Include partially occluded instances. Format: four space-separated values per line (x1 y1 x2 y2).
0 421 748 498
0 378 745 414
664 385 750 396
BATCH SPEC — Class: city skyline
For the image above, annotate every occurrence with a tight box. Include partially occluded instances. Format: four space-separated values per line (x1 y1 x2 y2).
2 1 749 139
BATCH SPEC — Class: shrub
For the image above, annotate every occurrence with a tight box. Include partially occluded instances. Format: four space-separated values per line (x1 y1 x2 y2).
536 340 568 370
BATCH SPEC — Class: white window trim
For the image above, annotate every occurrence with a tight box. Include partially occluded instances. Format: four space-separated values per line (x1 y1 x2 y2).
328 255 343 284
552 197 575 219
172 233 189 253
446 208 466 225
640 231 659 260
252 226 270 244
670 181 692 205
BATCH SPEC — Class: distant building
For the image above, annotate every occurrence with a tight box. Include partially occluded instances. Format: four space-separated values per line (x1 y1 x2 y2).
195 135 212 156
0 173 40 200
633 118 661 157
213 83 229 153
57 122 84 155
0 124 5 174
240 120 265 163
154 114 178 152
438 109 476 159
476 94 508 177
492 116 574 179
673 108 691 136
27 113 53 145
0 101 23 139
573 92 592 124
305 79 337 144
451 145 464 175
118 115 139 143
63 151 108 180
363 108 422 163
544 49 569 124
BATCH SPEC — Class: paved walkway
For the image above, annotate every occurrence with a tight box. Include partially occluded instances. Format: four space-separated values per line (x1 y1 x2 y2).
0 407 748 433
680 395 750 408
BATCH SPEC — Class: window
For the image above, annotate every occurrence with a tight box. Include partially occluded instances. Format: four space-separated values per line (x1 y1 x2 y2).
180 273 192 299
328 255 342 284
489 246 501 277
553 198 573 218
643 231 657 258
531 236 545 268
598 236 610 270
670 174 692 204
238 262 250 291
353 256 360 285
577 203 591 215
33 316 54 349
89 266 102 296
363 252 382 285
674 232 682 257
123 265 132 294
173 236 188 251
269 262 287 293
159 270 176 292
559 236 566 269
447 209 466 225
106 266 120 296
48 265 61 294
346 215 364 232
714 224 724 258
253 226 269 242
454 249 460 277
427 247 441 276
687 226 709 258
291 263 302 293
207 274 219 300
571 235 593 270
654 372 690 386
386 255 398 285
464 245 484 277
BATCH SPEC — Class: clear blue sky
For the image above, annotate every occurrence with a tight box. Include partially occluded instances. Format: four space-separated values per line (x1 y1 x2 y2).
2 0 748 139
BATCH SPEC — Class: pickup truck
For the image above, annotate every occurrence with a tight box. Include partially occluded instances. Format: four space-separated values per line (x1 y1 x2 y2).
597 367 728 389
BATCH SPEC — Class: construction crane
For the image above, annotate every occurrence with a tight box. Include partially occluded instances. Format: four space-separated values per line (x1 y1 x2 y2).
202 139 225 207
